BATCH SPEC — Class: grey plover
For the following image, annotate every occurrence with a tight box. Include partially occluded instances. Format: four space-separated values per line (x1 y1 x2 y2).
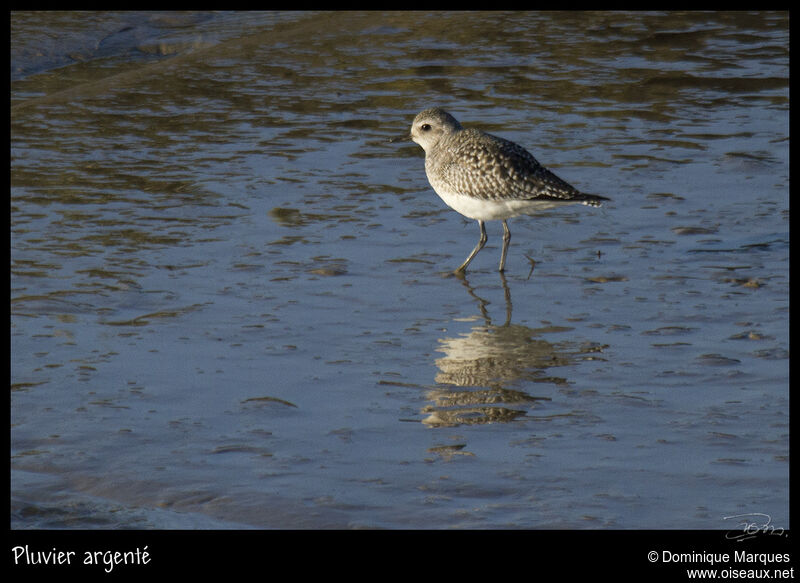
393 107 609 273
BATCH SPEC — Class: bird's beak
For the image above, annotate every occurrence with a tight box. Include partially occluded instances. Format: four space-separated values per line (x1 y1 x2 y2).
388 133 412 143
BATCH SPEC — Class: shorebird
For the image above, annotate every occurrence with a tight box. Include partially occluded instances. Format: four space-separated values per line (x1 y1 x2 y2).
393 108 609 273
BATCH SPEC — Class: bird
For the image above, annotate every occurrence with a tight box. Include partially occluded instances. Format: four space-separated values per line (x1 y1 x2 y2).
392 107 609 274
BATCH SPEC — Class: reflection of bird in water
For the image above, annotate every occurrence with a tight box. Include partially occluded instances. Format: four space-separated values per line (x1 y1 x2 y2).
423 274 605 427
421 405 530 428
434 325 575 388
434 274 577 388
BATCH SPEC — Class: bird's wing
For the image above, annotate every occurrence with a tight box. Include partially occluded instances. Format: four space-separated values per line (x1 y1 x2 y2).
441 130 585 202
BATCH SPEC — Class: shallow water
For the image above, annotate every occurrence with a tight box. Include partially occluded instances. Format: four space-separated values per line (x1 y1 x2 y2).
11 11 788 529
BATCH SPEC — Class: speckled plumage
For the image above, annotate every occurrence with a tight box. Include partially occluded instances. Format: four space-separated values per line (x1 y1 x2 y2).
428 126 582 205
397 107 609 273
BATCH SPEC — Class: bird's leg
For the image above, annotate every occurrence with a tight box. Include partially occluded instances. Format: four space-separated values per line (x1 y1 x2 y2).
499 220 511 272
455 220 487 274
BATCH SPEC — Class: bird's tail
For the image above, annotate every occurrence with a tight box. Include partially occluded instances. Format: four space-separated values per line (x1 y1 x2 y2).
579 193 611 207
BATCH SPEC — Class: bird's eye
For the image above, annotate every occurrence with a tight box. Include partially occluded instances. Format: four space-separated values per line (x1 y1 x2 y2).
421 123 431 131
